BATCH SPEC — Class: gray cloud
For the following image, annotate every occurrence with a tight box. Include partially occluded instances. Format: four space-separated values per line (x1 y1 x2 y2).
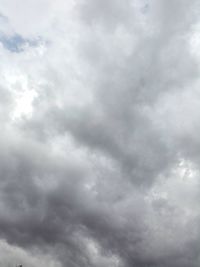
0 0 200 267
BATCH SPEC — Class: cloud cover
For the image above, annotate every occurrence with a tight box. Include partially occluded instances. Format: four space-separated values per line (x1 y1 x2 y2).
0 0 200 266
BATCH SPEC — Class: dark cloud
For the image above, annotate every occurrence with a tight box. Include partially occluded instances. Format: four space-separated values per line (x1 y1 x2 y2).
0 0 200 267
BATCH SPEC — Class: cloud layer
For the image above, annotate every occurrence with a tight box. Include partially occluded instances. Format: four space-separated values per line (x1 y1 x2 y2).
0 0 200 266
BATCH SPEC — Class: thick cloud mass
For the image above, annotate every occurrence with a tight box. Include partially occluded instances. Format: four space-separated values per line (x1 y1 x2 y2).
0 0 200 266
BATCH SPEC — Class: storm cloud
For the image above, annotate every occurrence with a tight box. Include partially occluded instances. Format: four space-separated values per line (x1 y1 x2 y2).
0 0 200 266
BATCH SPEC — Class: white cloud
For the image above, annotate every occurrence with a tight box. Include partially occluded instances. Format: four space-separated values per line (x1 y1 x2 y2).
0 239 61 267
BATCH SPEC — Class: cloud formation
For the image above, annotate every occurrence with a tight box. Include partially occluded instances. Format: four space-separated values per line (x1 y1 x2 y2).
0 0 200 266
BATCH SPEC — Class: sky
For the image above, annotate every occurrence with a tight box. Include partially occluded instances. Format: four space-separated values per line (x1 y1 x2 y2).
0 0 200 266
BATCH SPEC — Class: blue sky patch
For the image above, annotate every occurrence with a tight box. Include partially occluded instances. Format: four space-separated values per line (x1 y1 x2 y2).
0 33 39 52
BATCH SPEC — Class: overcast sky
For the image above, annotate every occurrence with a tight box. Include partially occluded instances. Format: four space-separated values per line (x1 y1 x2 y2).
0 0 200 266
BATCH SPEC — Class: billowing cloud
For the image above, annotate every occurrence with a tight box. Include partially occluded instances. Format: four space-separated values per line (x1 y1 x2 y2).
0 0 200 267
